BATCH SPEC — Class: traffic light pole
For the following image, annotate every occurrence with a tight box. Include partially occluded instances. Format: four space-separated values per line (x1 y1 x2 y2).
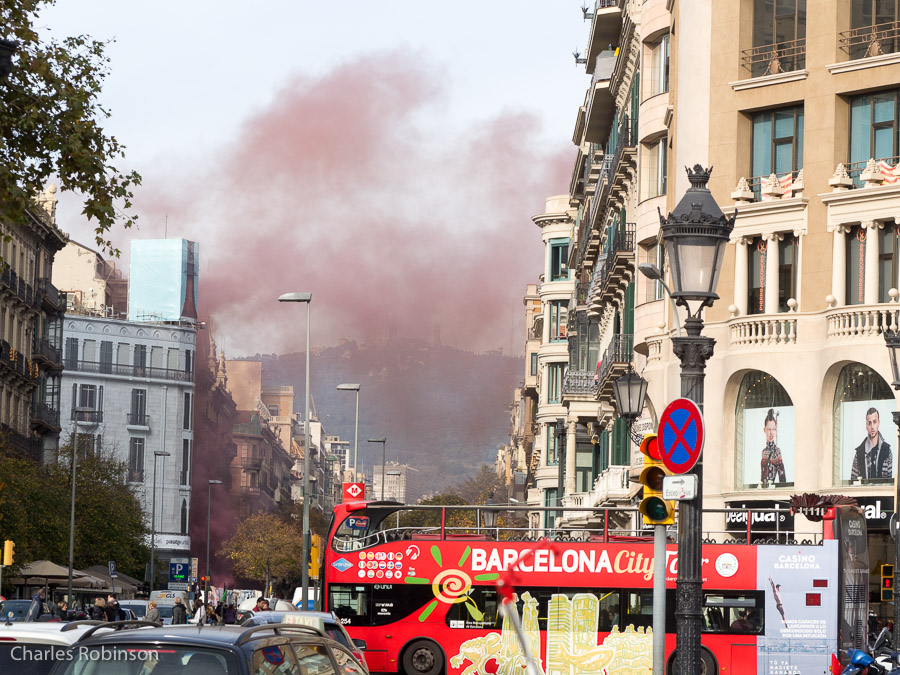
671 315 714 674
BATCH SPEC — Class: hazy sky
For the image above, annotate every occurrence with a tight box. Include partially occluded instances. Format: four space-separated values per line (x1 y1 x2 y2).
42 1 589 356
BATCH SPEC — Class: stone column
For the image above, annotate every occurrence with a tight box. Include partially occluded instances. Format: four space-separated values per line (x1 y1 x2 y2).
864 220 881 305
733 238 749 316
565 420 577 494
832 226 847 306
764 233 780 315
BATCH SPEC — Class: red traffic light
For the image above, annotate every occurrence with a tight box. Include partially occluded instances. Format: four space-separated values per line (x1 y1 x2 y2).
639 434 660 461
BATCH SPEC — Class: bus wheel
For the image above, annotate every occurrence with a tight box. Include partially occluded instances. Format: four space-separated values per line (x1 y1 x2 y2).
665 647 717 675
402 639 443 675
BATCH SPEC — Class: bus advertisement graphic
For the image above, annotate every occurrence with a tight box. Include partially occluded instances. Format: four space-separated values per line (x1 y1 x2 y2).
756 542 838 674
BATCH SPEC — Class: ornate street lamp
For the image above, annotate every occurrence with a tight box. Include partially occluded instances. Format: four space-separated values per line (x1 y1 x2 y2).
883 329 900 635
612 366 648 444
660 165 735 674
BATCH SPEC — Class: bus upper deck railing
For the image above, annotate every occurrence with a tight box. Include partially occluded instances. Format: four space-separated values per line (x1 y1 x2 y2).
331 505 824 552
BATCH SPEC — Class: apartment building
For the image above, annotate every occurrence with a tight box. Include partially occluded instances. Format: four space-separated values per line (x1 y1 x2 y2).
53 240 128 318
0 185 68 462
58 310 197 559
522 0 900 620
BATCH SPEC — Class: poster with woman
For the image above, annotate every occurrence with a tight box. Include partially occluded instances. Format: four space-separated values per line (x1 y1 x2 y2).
742 406 795 487
840 400 897 482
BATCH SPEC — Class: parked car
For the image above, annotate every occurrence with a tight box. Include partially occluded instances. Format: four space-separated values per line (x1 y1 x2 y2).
241 611 368 671
0 599 54 622
0 620 107 675
117 600 148 619
47 621 370 675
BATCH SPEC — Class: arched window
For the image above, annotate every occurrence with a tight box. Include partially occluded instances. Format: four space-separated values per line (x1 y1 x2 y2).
833 363 896 485
180 499 188 536
735 371 794 488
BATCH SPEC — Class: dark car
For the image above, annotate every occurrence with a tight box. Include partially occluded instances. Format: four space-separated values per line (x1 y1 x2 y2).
48 621 370 675
0 599 54 622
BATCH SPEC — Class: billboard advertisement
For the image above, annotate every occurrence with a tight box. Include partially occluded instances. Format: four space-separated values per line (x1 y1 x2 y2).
756 541 839 674
839 399 896 482
128 239 199 323
742 405 795 487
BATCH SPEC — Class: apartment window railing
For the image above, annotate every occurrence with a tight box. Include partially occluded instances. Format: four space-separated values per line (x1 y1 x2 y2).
36 278 63 310
66 359 193 382
563 369 598 396
31 402 60 429
741 38 806 77
840 20 900 61
126 413 150 426
747 171 802 200
596 334 634 386
72 409 102 423
845 157 900 188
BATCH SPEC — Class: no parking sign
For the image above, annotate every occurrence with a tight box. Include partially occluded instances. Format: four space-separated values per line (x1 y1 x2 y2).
657 398 705 474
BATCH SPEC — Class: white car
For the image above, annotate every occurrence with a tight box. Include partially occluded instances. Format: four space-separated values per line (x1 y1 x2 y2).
0 621 103 675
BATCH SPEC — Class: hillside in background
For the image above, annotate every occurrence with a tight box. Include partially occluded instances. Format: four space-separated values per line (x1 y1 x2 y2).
252 339 521 496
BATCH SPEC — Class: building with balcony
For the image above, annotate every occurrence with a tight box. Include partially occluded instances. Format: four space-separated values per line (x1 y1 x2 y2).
58 309 197 563
0 185 68 463
524 0 900 621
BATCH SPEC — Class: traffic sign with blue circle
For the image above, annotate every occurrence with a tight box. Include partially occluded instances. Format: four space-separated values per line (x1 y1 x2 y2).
657 398 705 474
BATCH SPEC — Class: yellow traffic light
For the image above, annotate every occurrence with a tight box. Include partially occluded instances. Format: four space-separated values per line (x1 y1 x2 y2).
2 539 14 566
882 564 894 602
638 434 675 526
309 534 321 580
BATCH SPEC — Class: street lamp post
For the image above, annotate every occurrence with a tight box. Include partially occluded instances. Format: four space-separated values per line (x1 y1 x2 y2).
279 292 313 611
67 406 93 604
660 165 735 674
368 438 387 500
337 384 360 480
150 450 172 594
206 479 223 597
882 330 900 632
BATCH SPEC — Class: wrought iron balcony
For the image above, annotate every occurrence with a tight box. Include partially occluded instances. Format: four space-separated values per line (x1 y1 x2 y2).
31 402 61 432
66 359 193 383
595 333 634 402
36 278 64 313
33 338 63 370
241 455 262 470
741 38 806 77
72 409 102 424
588 223 635 312
840 20 900 61
126 413 150 427
240 485 261 497
563 369 598 397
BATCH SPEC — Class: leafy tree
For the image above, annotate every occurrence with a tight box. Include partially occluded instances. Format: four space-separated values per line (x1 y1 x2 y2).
1 0 140 252
0 438 148 593
221 513 304 595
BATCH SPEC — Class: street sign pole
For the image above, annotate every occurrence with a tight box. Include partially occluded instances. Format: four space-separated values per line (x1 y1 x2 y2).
653 524 665 673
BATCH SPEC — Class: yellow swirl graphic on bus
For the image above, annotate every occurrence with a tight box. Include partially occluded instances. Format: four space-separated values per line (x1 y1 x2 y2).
432 569 473 604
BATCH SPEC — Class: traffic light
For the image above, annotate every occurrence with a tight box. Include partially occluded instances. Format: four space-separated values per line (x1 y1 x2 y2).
639 434 674 526
882 564 894 602
2 539 14 566
309 535 321 580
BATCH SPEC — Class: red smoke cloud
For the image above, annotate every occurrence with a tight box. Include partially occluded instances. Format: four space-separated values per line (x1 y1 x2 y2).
136 49 573 355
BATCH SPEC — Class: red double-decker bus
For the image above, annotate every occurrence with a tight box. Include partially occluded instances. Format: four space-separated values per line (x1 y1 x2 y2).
322 502 867 675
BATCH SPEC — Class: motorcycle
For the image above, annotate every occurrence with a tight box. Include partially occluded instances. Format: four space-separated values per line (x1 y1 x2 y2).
842 629 900 674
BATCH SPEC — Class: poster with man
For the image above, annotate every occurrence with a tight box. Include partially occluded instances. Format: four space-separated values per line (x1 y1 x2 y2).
742 405 795 487
840 400 896 482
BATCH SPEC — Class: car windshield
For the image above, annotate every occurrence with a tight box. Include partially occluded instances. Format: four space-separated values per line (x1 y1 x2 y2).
51 644 240 674
157 605 174 618
0 600 35 622
120 604 146 617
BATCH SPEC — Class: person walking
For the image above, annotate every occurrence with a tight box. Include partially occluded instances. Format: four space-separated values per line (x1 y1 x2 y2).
189 598 206 624
105 594 126 622
171 597 187 624
145 601 160 624
223 603 237 625
55 601 69 621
